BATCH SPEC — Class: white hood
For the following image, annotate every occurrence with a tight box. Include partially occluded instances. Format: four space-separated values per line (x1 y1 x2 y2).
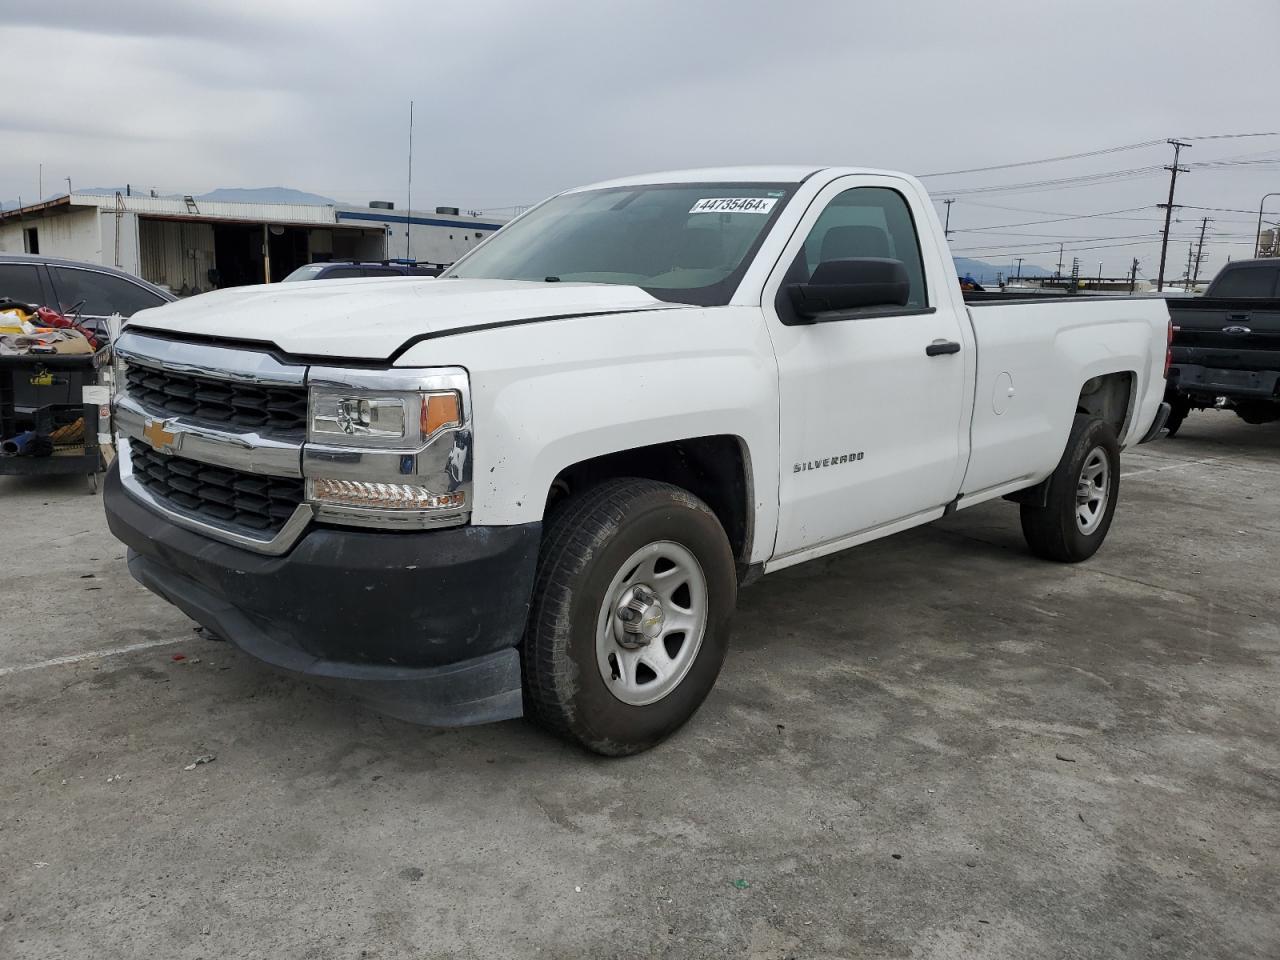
125 277 670 359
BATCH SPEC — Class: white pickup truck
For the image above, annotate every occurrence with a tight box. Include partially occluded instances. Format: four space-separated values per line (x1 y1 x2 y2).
104 166 1171 755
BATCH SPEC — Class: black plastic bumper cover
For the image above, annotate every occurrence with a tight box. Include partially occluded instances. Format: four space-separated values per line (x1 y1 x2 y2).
104 463 540 726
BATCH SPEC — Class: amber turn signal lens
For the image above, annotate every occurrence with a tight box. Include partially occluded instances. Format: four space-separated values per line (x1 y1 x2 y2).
420 391 462 437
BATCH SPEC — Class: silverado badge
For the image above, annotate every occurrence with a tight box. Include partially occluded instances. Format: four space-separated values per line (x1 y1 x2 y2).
142 418 180 455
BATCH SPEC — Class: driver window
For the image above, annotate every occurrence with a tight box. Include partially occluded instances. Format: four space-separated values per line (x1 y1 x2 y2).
797 187 928 308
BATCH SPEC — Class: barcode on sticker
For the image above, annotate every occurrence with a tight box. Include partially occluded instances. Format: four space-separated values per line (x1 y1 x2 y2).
689 197 777 215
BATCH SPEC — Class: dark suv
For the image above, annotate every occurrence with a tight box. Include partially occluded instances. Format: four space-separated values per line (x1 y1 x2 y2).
282 260 442 282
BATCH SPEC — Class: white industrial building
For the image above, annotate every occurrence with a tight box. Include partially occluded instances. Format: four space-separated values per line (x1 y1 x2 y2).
0 191 507 295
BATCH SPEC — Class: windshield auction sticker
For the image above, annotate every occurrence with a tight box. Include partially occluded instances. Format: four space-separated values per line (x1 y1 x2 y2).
689 197 778 214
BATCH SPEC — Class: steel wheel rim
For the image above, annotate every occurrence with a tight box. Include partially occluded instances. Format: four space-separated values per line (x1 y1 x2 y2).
1075 446 1110 535
595 540 709 707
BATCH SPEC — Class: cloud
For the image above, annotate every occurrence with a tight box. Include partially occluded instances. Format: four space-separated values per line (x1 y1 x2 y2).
1 0 1277 274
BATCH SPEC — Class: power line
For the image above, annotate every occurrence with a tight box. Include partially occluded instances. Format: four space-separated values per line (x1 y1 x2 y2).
918 138 1166 178
939 165 1167 197
920 133 1279 181
946 206 1159 233
1183 132 1280 141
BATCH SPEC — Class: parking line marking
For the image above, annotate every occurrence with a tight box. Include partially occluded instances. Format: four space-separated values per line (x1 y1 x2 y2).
0 637 188 678
1121 456 1221 480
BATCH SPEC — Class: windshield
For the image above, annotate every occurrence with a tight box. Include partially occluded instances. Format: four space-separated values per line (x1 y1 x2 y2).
445 182 796 306
282 264 328 282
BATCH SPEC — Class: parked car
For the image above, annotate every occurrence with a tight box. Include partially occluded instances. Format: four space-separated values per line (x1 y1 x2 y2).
103 165 1171 755
0 254 175 338
282 260 442 281
1164 258 1280 435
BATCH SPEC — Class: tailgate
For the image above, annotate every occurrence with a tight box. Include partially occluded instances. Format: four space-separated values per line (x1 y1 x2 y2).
1168 298 1280 371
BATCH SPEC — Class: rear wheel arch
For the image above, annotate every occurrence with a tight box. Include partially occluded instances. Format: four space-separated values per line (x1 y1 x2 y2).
1076 371 1136 441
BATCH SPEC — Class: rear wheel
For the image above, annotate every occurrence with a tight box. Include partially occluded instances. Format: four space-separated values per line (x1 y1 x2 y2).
1020 414 1120 563
1234 401 1280 425
522 478 737 756
1165 397 1191 437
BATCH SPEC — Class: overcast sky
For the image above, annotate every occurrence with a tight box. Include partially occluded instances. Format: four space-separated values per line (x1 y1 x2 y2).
2 0 1278 277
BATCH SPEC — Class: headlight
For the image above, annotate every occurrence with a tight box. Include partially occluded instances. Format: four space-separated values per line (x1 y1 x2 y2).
310 389 461 446
304 367 471 529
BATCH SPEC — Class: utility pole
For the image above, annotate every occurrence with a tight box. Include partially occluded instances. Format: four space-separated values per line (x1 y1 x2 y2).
1014 257 1023 281
1191 217 1211 286
942 199 954 238
1183 243 1195 292
1056 242 1064 279
1156 139 1191 292
1128 257 1139 294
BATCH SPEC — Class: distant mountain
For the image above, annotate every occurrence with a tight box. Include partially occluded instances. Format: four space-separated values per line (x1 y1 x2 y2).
953 256 1053 283
198 187 336 205
5 186 339 207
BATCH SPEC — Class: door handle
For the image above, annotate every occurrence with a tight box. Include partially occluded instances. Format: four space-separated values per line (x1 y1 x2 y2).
925 340 961 357
1227 314 1251 322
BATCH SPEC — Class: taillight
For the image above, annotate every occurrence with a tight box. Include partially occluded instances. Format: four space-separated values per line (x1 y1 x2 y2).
1164 321 1175 377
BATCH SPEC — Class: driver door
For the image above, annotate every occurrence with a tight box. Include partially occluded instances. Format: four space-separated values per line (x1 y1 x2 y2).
766 176 972 562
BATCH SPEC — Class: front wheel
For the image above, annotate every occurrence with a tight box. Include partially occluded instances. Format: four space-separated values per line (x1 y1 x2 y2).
522 478 737 756
1020 414 1121 563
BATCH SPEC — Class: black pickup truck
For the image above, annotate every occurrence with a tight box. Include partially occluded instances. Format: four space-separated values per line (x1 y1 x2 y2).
1165 258 1280 435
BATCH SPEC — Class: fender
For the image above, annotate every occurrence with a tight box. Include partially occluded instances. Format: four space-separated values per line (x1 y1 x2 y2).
395 305 782 563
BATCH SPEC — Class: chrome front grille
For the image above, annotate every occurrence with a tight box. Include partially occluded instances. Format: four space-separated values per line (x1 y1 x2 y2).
128 438 304 534
124 362 308 435
113 330 313 555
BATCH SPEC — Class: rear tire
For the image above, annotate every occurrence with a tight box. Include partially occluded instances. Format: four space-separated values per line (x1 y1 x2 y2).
1020 414 1120 563
1165 398 1191 437
522 478 737 756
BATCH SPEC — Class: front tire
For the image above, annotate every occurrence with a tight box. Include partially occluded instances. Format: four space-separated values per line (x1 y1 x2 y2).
522 478 737 756
1020 414 1120 563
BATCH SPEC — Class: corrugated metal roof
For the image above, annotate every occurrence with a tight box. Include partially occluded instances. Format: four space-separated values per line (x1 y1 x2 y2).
69 193 340 225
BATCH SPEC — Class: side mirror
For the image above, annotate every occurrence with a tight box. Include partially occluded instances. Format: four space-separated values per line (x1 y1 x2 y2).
787 258 911 320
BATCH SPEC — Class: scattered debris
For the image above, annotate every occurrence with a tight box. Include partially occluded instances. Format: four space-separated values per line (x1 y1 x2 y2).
1055 752 1076 763
79 574 95 579
656 896 673 904
978 919 990 925
732 879 750 889
776 724 785 731
574 885 582 893
183 754 216 771
891 854 903 860
399 867 424 882
965 861 977 868
105 774 123 783
171 654 186 662
33 862 48 869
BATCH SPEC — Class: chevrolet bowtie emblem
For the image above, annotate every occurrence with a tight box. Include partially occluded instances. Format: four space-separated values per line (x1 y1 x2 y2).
142 418 180 455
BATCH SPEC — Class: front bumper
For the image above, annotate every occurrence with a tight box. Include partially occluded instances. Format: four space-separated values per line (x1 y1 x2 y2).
104 463 540 726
